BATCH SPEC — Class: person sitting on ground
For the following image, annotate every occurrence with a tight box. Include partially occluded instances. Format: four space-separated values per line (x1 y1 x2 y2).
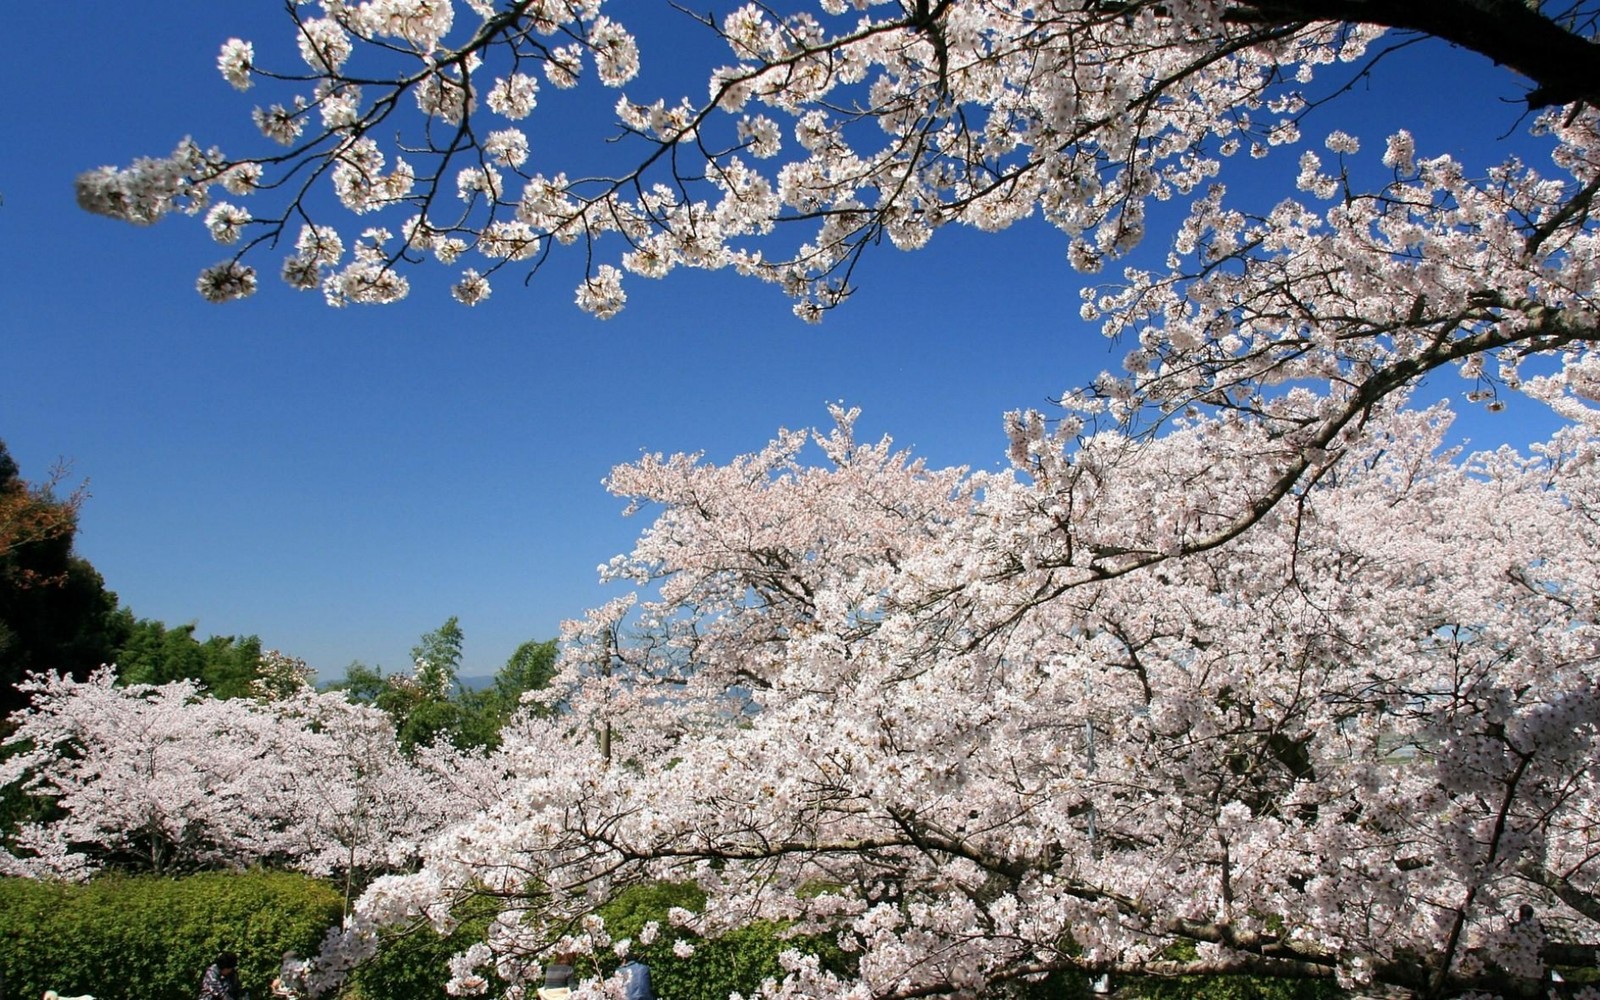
270 951 306 998
536 953 576 1000
198 951 245 1000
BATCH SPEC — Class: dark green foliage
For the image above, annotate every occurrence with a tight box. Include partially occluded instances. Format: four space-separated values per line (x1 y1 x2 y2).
391 695 469 750
0 440 129 718
453 638 560 749
365 617 470 751
411 616 465 693
344 900 495 1000
496 639 559 709
0 557 127 715
112 616 266 699
0 870 342 1000
326 660 388 703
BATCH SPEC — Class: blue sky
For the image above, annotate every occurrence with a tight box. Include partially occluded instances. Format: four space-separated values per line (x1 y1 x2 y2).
0 3 1569 679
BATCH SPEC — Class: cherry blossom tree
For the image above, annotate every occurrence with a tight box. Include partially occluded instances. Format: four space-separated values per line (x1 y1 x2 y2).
75 3 1600 998
0 669 501 894
298 401 1598 1000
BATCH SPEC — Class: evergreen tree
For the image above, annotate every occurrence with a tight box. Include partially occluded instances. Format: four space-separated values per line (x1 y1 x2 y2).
0 440 127 718
112 618 266 700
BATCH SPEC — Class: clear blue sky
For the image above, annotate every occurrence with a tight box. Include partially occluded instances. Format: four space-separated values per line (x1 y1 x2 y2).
0 3 1566 679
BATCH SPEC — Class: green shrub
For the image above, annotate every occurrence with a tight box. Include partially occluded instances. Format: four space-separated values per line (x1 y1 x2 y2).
0 870 342 1000
343 906 495 1000
594 882 852 1000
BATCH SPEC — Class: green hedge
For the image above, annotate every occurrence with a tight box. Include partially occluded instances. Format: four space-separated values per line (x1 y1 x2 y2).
595 882 855 1000
0 870 343 1000
342 906 496 1000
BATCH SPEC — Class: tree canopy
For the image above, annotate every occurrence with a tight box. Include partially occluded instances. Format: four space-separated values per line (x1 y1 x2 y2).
326 622 559 750
0 440 126 718
112 617 267 700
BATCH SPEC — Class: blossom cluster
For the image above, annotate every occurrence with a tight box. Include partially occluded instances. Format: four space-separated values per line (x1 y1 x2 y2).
0 669 503 881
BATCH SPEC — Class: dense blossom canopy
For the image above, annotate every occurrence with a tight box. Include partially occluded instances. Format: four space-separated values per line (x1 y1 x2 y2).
75 1 1600 998
0 668 502 881
300 402 1598 1000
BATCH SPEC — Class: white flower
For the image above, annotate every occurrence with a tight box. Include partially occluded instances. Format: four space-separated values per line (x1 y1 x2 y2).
1324 130 1360 154
254 102 307 146
1384 130 1417 173
323 262 409 306
486 74 539 119
452 269 491 305
319 87 363 131
484 129 530 168
218 162 264 196
623 237 674 279
433 237 468 264
295 224 345 266
416 71 474 124
575 264 625 318
738 115 782 158
283 255 321 290
196 261 257 302
204 202 251 244
457 165 503 203
478 221 539 260
357 0 454 52
218 38 254 91
545 44 583 89
589 18 639 87
298 18 353 72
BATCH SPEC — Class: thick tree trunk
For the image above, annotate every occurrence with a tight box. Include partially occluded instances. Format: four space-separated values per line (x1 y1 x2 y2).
1232 0 1600 107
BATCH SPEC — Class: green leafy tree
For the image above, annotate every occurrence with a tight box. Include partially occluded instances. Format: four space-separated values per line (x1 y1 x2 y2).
454 638 559 749
112 617 265 700
495 638 558 710
324 661 387 703
343 617 473 752
410 615 464 697
328 627 559 750
381 615 465 749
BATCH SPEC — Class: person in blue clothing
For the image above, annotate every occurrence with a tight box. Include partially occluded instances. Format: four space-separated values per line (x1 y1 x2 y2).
618 958 655 1000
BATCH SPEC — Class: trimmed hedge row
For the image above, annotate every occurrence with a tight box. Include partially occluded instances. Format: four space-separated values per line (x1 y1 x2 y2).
339 881 825 1000
0 870 342 1000
0 871 1352 1000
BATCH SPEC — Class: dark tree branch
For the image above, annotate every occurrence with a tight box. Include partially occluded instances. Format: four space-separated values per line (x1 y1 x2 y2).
1229 0 1600 108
